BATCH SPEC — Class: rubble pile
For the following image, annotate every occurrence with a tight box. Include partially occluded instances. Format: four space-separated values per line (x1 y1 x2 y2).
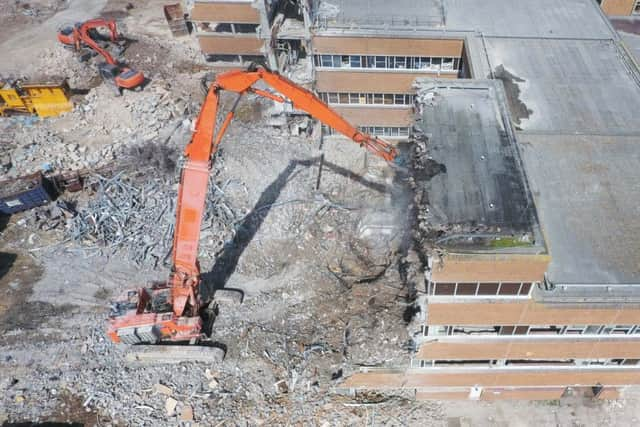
62 169 241 267
5 76 199 177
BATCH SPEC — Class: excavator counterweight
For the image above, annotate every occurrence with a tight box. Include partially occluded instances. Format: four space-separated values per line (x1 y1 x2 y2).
107 66 398 350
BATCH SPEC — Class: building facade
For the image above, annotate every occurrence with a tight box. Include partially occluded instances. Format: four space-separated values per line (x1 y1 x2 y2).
599 0 640 15
186 0 640 400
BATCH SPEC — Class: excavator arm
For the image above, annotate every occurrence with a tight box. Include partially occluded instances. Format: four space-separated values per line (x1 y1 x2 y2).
58 18 144 91
107 66 399 344
73 20 118 65
170 65 398 318
186 67 398 162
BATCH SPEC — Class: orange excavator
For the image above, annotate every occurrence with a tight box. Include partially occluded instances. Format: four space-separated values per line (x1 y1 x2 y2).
107 65 398 347
58 18 144 94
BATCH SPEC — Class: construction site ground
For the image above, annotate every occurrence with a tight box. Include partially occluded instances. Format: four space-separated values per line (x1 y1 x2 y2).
1 0 640 425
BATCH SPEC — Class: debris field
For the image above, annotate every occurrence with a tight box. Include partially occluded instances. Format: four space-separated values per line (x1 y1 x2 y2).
1 1 638 426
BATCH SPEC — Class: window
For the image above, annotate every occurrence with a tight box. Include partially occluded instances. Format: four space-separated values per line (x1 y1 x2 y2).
519 283 532 296
601 326 614 334
514 326 528 335
499 326 515 335
239 55 265 65
313 55 462 72
563 325 585 335
233 23 259 33
212 23 232 32
349 93 360 104
527 325 561 335
612 325 633 335
478 283 499 295
393 56 406 69
358 126 411 138
320 55 333 67
205 54 241 63
365 56 375 68
585 325 602 334
328 93 339 103
435 283 456 295
635 0 640 14
457 283 477 296
417 57 430 69
499 283 521 295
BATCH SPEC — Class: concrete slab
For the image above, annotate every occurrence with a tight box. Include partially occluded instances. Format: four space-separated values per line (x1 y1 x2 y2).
413 79 545 254
519 134 640 284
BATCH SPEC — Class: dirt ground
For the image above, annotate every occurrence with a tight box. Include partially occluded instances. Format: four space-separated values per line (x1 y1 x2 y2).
1 1 640 425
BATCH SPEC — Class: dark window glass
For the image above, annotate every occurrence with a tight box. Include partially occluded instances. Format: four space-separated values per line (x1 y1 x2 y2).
456 283 477 295
234 23 259 33
434 283 455 295
514 326 528 335
205 54 240 63
519 283 532 295
499 283 520 295
500 326 515 335
213 23 233 32
478 283 499 295
240 55 265 65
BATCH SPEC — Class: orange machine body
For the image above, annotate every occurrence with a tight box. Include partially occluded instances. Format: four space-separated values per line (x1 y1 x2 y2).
57 19 144 91
107 65 398 344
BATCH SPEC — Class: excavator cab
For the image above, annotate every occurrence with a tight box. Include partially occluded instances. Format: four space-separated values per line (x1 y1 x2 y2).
98 63 144 95
58 18 145 95
57 24 79 46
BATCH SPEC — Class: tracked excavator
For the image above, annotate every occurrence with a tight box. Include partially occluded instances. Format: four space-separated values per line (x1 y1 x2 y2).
58 19 144 93
107 65 398 355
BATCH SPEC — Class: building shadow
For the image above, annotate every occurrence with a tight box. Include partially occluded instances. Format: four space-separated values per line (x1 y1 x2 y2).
0 252 17 282
200 156 388 300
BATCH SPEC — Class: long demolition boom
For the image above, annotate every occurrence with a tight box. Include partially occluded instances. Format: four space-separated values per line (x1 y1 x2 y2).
171 65 398 318
107 65 398 344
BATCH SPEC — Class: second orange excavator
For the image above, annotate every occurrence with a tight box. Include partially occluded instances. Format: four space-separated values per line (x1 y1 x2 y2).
58 19 144 94
107 65 398 348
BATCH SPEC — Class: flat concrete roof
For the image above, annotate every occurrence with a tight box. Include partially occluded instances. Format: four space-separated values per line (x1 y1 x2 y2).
413 79 545 255
519 134 640 284
472 38 640 135
312 0 640 286
313 0 612 39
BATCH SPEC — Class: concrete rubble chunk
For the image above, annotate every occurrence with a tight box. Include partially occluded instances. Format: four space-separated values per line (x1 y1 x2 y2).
274 379 289 394
153 383 173 396
178 404 194 422
165 397 178 416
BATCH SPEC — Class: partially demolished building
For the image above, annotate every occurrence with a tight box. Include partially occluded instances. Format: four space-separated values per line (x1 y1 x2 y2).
188 0 640 400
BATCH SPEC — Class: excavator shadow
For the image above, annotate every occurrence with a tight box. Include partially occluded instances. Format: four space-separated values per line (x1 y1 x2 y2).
199 156 390 301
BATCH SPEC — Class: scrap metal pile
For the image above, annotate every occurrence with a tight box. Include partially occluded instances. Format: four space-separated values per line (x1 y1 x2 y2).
65 167 242 267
